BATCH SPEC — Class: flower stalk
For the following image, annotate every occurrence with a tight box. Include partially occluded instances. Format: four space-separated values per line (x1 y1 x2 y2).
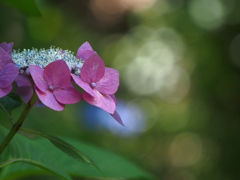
0 93 38 155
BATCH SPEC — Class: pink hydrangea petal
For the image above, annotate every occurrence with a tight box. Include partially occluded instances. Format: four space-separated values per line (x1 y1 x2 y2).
43 60 71 88
77 42 93 53
29 65 47 93
77 50 96 62
35 86 64 111
15 75 32 87
110 94 117 105
17 86 33 103
109 95 122 125
82 92 116 114
71 74 96 97
15 75 33 103
76 41 96 61
53 85 82 104
95 67 119 95
80 53 105 83
111 111 124 126
0 48 13 69
0 63 19 88
0 85 12 98
0 42 13 53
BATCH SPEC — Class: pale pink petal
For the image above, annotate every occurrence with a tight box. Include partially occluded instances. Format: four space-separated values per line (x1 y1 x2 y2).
77 42 93 54
17 86 33 103
95 67 119 95
111 111 124 126
110 94 117 105
15 75 32 87
76 42 94 61
0 63 19 88
43 60 71 88
0 85 12 98
0 42 13 53
35 86 64 111
109 95 123 125
77 50 96 62
0 48 13 69
82 92 116 114
29 65 47 92
80 53 105 83
71 74 96 97
15 75 33 103
53 85 82 104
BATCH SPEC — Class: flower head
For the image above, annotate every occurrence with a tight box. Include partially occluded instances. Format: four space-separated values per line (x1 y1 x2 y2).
29 60 82 111
3 41 122 125
72 53 119 114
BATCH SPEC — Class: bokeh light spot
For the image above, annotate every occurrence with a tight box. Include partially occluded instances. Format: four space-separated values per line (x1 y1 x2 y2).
120 27 189 103
188 0 227 30
168 132 203 167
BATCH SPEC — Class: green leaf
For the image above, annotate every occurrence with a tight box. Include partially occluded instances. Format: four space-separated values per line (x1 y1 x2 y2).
0 92 22 115
20 128 101 173
0 127 71 180
58 138 155 179
0 127 154 179
0 0 41 17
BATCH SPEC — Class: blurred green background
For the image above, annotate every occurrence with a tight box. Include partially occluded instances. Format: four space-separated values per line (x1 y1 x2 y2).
1 0 240 179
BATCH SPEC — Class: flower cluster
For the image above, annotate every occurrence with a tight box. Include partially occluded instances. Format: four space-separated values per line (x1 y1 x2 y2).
0 42 123 125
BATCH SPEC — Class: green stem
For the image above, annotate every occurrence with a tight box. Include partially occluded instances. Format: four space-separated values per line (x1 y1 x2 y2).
0 94 38 155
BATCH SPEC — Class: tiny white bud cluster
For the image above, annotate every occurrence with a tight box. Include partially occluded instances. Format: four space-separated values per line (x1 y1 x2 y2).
11 47 83 75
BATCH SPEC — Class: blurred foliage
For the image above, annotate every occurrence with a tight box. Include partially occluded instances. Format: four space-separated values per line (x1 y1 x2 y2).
0 0 41 17
1 0 240 179
0 126 152 179
0 92 22 115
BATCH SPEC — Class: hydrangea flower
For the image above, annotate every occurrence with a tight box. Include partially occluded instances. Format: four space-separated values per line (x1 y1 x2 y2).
0 42 19 98
11 44 84 105
5 41 122 124
29 60 82 111
72 53 123 125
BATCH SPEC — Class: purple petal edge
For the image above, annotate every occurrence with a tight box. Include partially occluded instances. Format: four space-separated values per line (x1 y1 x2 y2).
111 110 124 126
